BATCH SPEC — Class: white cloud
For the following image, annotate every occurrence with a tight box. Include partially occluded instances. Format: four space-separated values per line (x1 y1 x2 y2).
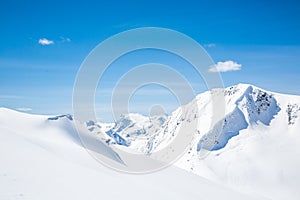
38 38 54 45
16 108 32 112
209 60 242 73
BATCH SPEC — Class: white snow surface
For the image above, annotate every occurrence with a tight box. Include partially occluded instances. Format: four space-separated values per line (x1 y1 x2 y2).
104 84 300 199
0 107 261 200
1 84 300 199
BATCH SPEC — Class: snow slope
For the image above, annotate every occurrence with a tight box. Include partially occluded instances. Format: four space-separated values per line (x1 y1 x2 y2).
174 84 300 200
103 84 300 200
0 107 261 200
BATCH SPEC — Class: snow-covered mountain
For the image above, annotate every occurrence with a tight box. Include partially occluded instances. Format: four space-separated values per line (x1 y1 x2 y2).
173 84 300 199
95 83 300 199
1 83 300 199
104 84 299 153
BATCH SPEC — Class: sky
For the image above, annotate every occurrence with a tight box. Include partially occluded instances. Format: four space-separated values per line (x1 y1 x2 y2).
0 0 300 121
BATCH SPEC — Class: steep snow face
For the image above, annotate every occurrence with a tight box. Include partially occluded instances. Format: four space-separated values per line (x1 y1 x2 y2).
198 85 281 151
197 107 248 151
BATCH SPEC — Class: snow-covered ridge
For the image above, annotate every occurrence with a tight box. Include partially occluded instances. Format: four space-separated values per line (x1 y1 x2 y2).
108 84 298 154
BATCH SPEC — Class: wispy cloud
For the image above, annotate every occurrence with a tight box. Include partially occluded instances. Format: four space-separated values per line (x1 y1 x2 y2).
0 95 22 99
16 108 32 112
38 38 54 45
60 36 71 43
204 43 216 48
209 60 242 73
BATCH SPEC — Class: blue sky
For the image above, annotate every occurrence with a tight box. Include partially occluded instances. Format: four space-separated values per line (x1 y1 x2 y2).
1 0 300 121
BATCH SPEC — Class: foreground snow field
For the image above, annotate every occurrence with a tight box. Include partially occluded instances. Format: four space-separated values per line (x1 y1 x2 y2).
0 108 263 200
1 84 300 199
